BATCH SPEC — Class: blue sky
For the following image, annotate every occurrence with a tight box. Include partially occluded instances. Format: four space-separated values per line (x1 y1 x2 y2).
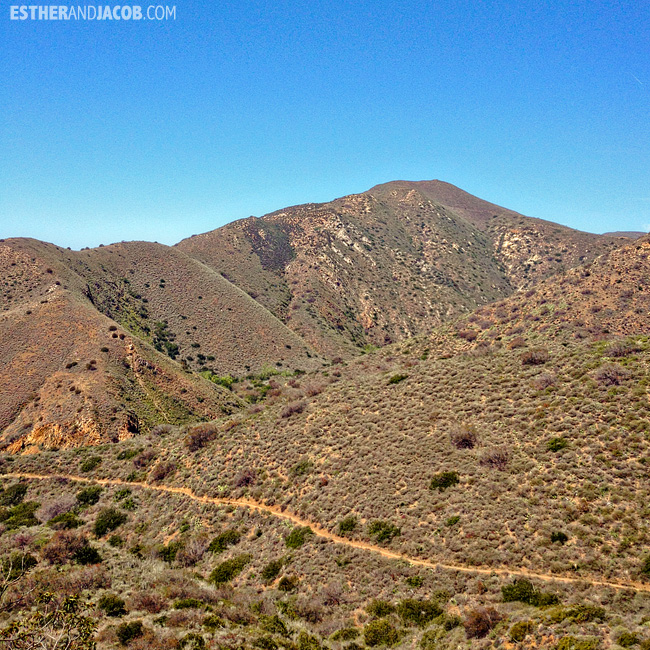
1 0 648 249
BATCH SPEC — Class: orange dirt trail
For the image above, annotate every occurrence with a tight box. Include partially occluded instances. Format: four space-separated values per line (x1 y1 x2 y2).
7 471 650 594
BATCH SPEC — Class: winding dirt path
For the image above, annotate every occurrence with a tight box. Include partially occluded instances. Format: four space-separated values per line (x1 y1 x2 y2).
7 471 650 594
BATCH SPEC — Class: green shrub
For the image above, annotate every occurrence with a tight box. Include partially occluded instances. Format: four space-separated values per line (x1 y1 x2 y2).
80 456 102 473
261 558 284 582
430 471 459 492
278 576 298 592
297 631 321 650
388 374 408 385
1 552 37 581
331 628 360 641
367 600 395 618
445 516 460 527
554 637 600 650
260 615 289 637
77 486 103 506
157 540 183 564
617 632 639 648
510 620 534 642
210 554 251 584
551 531 569 544
502 579 560 607
642 554 650 577
396 599 442 627
93 507 127 537
285 526 313 549
364 619 399 647
48 511 83 530
203 615 226 631
116 620 144 645
0 502 40 530
405 575 424 588
551 605 605 623
114 488 131 501
108 535 124 547
0 483 28 506
73 543 102 565
174 598 204 609
98 593 127 617
548 437 568 452
180 632 206 649
339 515 358 535
368 521 400 544
117 448 141 460
208 529 241 553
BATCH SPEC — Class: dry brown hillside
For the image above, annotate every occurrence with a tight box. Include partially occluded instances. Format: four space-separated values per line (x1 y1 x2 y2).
177 181 630 356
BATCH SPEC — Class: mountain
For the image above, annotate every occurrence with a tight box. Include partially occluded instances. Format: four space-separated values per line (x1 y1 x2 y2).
177 181 631 357
0 237 321 452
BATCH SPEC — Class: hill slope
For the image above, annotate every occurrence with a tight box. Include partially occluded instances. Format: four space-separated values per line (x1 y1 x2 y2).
177 181 630 356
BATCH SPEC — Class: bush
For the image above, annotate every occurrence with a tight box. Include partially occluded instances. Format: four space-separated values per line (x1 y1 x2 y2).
203 615 226 631
261 558 284 582
98 593 127 617
550 605 606 624
463 606 502 639
449 424 479 449
116 620 144 645
0 501 40 529
93 507 127 537
554 637 600 650
551 531 569 544
396 599 442 627
521 348 549 365
364 619 399 647
281 401 305 418
208 529 241 554
0 552 37 581
156 540 183 564
80 456 102 473
388 374 408 385
429 471 459 492
73 543 102 565
368 521 400 544
480 447 510 470
150 461 176 482
617 631 639 648
174 598 204 610
367 600 395 618
0 483 28 506
405 575 424 588
548 437 568 452
209 554 251 584
331 628 359 642
185 423 218 452
510 620 534 642
260 615 289 637
502 579 560 607
77 486 103 506
48 511 83 530
297 631 322 650
339 515 358 535
285 526 313 549
593 363 631 386
278 575 298 592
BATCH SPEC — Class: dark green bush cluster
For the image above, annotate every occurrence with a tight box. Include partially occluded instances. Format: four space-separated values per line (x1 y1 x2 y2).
405 575 424 588
396 599 442 627
429 471 459 492
502 579 560 607
73 542 102 565
366 600 395 618
278 576 298 592
48 511 83 530
80 456 102 473
1 552 37 581
388 374 408 385
98 593 127 617
93 507 127 537
0 501 40 530
157 540 183 564
368 521 400 544
174 598 205 610
510 620 534 642
285 526 313 549
77 486 103 506
551 531 568 544
331 628 359 642
116 620 144 645
549 605 605 624
364 619 399 647
210 554 251 584
554 637 600 650
261 558 284 582
338 515 357 535
547 437 568 452
260 615 289 637
208 529 241 553
0 483 28 506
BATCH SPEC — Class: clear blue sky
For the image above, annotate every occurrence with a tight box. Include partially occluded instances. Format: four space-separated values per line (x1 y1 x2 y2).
1 0 648 249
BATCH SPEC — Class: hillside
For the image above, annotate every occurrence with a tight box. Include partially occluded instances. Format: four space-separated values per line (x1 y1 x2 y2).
4 232 650 649
177 181 630 356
